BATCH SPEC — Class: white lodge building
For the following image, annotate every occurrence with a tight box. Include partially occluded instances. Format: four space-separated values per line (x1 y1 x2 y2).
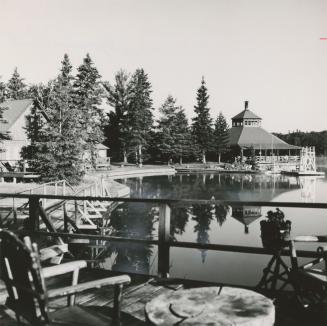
0 99 34 161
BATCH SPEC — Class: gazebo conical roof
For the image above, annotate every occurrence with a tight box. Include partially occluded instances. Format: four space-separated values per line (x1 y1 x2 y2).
228 102 301 151
228 126 301 150
232 109 261 120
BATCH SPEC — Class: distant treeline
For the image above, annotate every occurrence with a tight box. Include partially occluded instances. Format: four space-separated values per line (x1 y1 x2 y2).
274 131 327 156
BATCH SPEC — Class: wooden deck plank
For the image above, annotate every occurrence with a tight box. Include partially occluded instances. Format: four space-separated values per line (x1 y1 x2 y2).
2 271 327 325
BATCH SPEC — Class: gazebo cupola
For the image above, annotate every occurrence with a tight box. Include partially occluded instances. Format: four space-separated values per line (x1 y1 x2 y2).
231 101 262 128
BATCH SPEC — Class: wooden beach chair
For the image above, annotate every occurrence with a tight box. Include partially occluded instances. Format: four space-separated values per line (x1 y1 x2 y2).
0 229 131 325
288 235 327 307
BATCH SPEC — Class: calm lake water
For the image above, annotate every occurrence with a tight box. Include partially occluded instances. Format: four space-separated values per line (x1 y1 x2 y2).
80 168 327 287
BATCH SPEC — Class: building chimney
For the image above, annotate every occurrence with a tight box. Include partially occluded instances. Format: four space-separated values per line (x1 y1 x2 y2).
245 101 249 110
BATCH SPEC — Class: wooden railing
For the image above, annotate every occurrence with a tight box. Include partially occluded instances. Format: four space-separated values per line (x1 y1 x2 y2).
255 156 300 163
1 193 327 278
19 180 70 207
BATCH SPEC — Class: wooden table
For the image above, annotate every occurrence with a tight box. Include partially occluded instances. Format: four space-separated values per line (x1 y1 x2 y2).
145 286 275 325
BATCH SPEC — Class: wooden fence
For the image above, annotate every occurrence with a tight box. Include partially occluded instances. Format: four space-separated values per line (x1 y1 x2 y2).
1 193 327 279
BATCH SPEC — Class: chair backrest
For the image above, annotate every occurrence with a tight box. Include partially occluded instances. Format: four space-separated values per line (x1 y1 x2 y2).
0 229 49 325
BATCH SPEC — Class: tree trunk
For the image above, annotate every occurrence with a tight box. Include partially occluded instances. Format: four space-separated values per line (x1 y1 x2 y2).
138 145 143 168
202 152 206 164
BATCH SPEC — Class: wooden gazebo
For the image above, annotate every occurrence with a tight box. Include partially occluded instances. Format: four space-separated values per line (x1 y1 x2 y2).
228 101 301 164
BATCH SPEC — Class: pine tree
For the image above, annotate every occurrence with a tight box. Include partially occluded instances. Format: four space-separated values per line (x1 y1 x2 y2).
126 68 154 165
21 84 49 162
156 95 177 162
22 55 85 183
6 68 26 100
192 77 213 163
156 95 191 164
103 70 132 162
0 92 10 143
213 112 229 163
73 54 106 165
0 78 6 103
174 109 192 164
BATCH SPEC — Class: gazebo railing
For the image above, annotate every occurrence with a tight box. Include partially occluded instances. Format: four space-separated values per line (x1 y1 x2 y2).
255 155 300 164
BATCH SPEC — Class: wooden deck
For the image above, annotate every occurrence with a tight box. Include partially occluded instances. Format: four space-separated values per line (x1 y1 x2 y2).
1 268 327 326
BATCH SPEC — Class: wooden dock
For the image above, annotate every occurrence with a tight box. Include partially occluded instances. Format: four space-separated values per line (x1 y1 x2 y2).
0 269 326 326
281 171 325 177
175 168 258 174
2 194 327 325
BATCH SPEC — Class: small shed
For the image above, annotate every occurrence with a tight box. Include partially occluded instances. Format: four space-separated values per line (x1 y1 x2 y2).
96 143 109 158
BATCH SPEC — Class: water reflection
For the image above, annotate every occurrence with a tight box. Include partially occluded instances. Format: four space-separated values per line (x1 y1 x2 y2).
231 206 262 234
67 172 327 285
170 206 189 240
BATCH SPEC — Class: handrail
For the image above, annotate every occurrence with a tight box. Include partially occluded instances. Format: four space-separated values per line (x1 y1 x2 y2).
1 193 327 209
18 180 67 194
7 193 326 280
32 231 320 259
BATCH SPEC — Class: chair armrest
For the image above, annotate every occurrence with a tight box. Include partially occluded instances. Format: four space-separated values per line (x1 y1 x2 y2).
39 244 68 262
47 275 131 299
288 235 327 242
289 235 320 242
42 260 87 278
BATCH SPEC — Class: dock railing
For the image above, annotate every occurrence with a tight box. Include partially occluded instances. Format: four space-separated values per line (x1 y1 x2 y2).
1 193 327 280
255 155 300 164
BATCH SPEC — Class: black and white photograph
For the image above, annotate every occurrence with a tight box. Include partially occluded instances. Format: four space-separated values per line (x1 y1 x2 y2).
0 0 327 325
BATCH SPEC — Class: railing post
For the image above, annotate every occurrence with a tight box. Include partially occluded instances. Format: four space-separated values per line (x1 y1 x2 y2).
63 180 66 195
74 200 78 223
43 185 46 208
29 196 40 232
83 189 86 214
63 203 68 232
55 182 58 196
158 203 171 278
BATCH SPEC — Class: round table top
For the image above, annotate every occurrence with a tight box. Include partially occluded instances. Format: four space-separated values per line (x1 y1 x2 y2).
145 286 275 325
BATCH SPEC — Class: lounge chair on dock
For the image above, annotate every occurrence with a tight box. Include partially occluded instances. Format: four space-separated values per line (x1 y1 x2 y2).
0 229 131 325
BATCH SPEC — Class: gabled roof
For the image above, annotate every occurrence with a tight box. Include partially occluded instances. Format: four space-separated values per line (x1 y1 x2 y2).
96 143 109 150
228 126 301 150
232 109 261 120
0 99 33 132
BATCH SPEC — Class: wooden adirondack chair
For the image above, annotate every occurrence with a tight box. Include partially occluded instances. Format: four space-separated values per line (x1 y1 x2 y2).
0 229 131 325
288 235 327 307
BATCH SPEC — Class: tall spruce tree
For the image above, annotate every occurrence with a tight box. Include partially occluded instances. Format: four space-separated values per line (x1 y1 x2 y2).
22 55 85 183
73 54 105 164
192 77 213 163
0 95 10 144
21 84 49 162
157 95 191 164
214 112 229 163
6 68 26 100
0 78 6 103
103 70 132 162
127 68 154 165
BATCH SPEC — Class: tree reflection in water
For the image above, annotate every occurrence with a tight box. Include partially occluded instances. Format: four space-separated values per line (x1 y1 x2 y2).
191 203 230 263
170 206 190 240
108 202 157 274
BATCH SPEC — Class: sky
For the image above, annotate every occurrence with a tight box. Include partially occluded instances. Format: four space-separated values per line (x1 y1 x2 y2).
0 0 327 133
